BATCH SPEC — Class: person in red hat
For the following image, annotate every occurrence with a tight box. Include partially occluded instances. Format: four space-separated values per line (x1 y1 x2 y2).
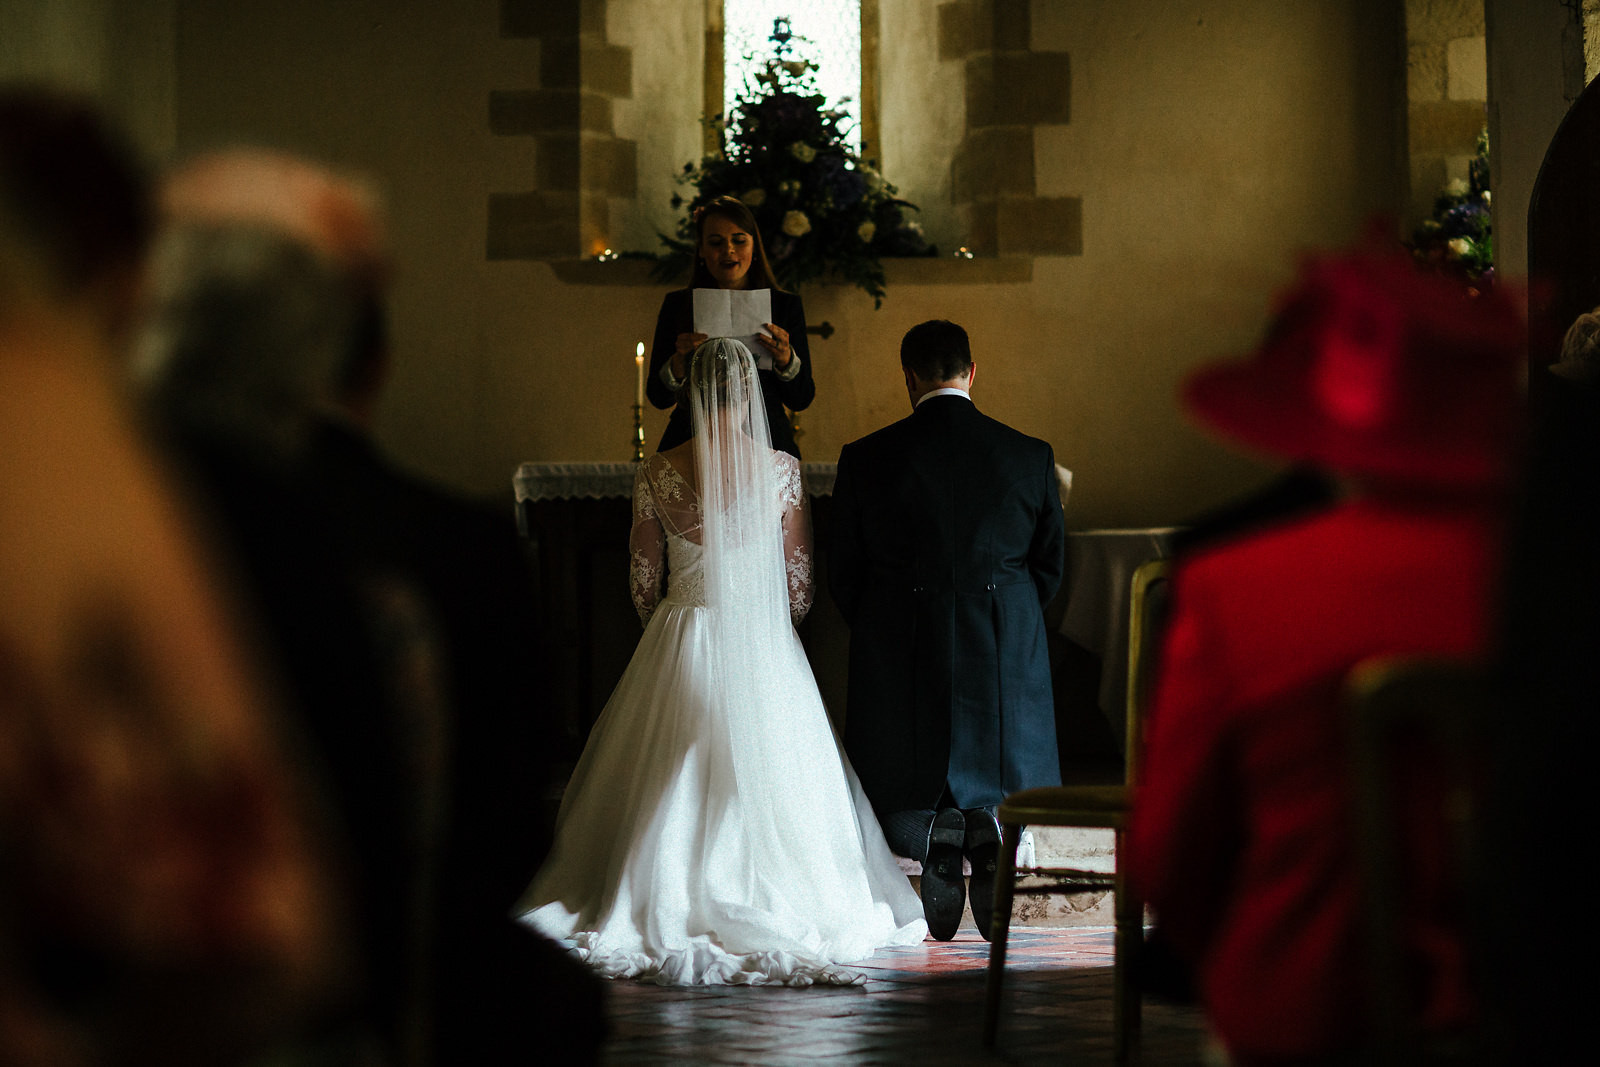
1126 242 1523 1065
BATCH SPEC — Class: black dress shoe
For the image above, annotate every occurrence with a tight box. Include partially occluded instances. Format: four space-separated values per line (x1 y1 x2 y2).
921 808 966 941
963 809 1002 942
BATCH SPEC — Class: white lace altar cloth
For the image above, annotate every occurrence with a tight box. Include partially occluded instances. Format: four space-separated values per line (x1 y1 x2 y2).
514 461 838 503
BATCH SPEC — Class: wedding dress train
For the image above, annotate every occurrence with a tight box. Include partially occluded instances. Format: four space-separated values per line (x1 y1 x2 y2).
517 447 926 986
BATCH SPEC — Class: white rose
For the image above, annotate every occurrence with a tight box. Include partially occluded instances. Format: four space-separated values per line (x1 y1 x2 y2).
789 142 816 163
782 210 812 237
857 220 876 243
1447 237 1471 258
741 188 766 207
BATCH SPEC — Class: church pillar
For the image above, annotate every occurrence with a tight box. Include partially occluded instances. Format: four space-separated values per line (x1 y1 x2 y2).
940 0 1079 257
488 0 637 259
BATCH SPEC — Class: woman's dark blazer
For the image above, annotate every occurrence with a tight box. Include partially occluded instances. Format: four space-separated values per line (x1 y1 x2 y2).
646 287 814 458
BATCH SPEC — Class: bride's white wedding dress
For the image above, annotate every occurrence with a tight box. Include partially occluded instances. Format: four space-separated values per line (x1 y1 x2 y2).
517 448 926 986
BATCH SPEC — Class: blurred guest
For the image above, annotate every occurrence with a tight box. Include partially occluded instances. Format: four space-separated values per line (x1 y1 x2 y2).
137 148 601 1065
1 86 346 1065
0 85 148 350
1488 305 1600 1060
1127 242 1523 1066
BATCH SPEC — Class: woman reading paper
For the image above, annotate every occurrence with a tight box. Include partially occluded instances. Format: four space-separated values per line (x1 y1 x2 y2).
646 195 814 458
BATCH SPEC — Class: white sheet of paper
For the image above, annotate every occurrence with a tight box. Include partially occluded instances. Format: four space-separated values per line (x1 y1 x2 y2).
693 288 775 370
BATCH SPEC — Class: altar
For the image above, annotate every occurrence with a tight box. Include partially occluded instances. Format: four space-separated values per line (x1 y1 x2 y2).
514 461 844 759
514 461 1175 774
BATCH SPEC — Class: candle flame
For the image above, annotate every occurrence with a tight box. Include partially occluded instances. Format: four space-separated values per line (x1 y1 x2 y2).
636 341 645 359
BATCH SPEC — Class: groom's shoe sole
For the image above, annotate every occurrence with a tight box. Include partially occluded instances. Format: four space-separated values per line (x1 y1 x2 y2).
922 808 966 942
963 810 1002 942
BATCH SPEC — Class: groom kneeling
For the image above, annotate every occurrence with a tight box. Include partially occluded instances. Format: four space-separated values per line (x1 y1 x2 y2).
829 320 1065 941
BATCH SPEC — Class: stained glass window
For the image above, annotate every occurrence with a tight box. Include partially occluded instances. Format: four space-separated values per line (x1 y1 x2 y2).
723 2 862 137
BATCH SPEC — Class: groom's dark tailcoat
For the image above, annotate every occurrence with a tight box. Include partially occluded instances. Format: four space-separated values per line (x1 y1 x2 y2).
829 393 1065 814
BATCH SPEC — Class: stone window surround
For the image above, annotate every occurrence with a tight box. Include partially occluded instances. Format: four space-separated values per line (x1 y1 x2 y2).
489 0 1081 279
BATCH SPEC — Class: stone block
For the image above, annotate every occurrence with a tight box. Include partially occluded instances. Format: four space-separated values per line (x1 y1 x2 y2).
487 190 579 259
581 92 614 134
500 0 575 39
997 195 1082 256
491 89 570 135
527 134 635 197
1404 0 1484 44
1446 35 1486 100
540 37 632 97
1407 42 1446 102
500 0 602 39
579 191 611 256
991 0 1030 50
938 0 1031 57
540 36 582 89
585 41 633 98
584 136 637 197
536 134 580 191
1407 98 1487 154
963 200 999 256
966 52 1070 127
937 0 981 61
951 126 1034 202
490 89 613 136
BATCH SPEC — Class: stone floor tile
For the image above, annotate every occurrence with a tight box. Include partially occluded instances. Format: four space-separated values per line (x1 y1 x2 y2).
587 926 1205 1065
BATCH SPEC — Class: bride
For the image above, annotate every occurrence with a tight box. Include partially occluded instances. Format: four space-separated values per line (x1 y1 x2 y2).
517 337 926 985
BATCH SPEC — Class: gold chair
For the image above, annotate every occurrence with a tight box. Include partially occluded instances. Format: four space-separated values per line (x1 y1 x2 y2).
982 558 1171 1063
1344 657 1486 1066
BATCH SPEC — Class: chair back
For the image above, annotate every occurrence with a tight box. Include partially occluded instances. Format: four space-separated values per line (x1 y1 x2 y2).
1123 558 1171 789
1344 657 1486 1065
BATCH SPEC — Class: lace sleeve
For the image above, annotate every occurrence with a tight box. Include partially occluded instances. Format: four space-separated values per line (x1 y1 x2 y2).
629 461 666 626
777 456 813 625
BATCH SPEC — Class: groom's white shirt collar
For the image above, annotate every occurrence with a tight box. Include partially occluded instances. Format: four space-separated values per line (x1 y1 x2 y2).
915 387 971 408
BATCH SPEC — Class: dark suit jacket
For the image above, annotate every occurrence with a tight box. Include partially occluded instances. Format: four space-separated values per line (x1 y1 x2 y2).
647 287 814 458
302 421 555 911
829 394 1064 813
299 422 600 1060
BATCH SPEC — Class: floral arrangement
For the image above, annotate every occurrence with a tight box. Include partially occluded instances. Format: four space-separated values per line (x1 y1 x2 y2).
1408 126 1493 288
653 19 934 308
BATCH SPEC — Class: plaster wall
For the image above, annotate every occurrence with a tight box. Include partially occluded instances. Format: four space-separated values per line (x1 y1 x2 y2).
0 0 176 156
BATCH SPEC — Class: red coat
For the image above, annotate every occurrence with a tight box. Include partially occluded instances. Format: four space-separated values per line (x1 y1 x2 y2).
1128 497 1492 1064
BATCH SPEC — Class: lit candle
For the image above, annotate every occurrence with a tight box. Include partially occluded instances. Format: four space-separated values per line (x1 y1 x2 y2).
635 342 645 408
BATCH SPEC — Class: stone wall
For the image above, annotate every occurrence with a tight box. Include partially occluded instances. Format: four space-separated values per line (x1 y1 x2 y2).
1405 0 1487 227
488 0 638 258
943 0 1080 257
8 0 1411 530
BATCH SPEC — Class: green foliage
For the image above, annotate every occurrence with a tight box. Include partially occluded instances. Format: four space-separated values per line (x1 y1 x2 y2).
652 20 933 308
1408 127 1494 286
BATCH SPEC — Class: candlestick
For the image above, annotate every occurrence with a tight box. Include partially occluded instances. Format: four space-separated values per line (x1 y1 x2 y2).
635 341 645 409
631 403 645 462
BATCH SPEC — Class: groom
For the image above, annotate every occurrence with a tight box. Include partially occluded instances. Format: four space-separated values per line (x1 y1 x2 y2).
829 319 1065 941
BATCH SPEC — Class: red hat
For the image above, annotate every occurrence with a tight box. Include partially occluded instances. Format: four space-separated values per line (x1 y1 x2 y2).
1184 242 1524 487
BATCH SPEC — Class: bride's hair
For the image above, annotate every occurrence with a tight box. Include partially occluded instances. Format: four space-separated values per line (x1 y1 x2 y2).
688 336 754 407
689 195 782 292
